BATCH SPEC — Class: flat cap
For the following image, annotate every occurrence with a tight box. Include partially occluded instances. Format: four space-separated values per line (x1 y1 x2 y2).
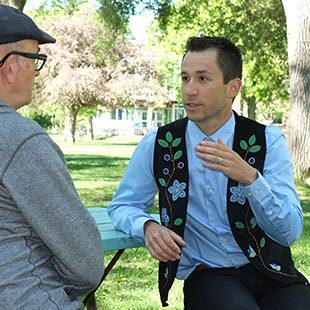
0 4 55 45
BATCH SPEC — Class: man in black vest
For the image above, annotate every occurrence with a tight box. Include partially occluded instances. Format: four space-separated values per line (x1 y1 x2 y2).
108 36 310 309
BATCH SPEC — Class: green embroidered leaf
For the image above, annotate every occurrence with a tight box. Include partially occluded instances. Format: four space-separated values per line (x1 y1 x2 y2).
174 150 182 160
249 145 261 153
174 218 183 226
172 137 182 147
158 139 169 148
260 237 266 248
240 140 248 150
235 221 245 229
248 135 256 146
159 178 166 187
166 131 173 143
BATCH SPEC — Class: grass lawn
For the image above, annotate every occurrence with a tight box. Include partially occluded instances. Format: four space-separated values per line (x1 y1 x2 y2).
53 134 310 310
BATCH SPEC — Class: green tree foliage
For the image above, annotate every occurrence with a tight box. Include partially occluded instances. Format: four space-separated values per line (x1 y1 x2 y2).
49 0 87 15
99 0 289 122
28 111 53 130
154 0 288 121
98 0 174 35
33 0 87 16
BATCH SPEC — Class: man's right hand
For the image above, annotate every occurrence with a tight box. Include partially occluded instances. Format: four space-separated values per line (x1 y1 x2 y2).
144 220 187 262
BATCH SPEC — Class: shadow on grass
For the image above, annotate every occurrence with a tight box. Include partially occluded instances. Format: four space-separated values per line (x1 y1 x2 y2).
65 154 130 207
65 155 129 180
98 141 140 146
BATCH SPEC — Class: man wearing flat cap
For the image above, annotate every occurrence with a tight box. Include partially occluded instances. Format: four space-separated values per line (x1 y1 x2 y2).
0 5 104 309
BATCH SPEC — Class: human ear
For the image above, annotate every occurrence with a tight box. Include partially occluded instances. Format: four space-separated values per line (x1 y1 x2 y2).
2 58 19 84
227 78 242 98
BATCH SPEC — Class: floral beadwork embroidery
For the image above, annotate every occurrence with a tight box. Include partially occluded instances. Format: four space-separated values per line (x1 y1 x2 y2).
168 180 186 201
247 245 256 258
250 217 257 229
230 132 287 276
240 134 261 160
157 131 187 228
164 266 169 278
248 157 256 165
235 214 285 274
161 208 170 227
270 263 281 271
229 185 246 205
229 135 261 206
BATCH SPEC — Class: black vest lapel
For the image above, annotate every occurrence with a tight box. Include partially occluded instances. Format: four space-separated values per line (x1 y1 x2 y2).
228 112 305 282
154 117 189 306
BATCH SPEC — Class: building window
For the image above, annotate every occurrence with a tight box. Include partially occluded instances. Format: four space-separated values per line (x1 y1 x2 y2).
111 109 123 120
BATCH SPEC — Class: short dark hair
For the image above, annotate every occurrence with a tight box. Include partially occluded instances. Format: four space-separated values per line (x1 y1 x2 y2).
183 36 242 84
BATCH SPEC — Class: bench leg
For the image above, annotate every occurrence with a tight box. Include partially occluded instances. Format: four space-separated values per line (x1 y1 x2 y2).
86 293 97 310
84 249 126 309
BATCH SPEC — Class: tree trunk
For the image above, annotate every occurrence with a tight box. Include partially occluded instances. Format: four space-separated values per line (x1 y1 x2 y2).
0 0 26 10
282 0 310 177
64 105 79 144
146 105 153 131
241 88 257 120
246 97 256 121
86 116 94 140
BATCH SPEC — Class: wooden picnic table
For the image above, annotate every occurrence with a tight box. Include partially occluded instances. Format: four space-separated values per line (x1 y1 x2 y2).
84 207 160 310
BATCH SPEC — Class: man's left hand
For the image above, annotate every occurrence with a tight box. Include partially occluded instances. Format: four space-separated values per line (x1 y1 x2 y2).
196 138 258 185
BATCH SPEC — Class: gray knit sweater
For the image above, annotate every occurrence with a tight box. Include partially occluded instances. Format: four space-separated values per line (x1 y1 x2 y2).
0 101 104 309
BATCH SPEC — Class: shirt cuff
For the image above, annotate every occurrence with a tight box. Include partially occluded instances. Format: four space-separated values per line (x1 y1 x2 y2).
240 171 270 206
132 215 160 241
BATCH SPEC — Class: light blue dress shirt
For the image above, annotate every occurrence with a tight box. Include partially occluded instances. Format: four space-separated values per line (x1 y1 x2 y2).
108 113 303 280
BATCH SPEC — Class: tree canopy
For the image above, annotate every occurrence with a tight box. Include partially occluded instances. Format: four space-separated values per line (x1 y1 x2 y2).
99 0 310 176
27 1 168 143
145 0 288 121
98 0 174 35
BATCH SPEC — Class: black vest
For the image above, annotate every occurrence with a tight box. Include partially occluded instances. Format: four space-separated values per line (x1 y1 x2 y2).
154 113 308 306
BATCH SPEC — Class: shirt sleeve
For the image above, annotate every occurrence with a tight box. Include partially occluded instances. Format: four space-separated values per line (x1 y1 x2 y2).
3 134 104 296
108 131 159 242
241 125 303 246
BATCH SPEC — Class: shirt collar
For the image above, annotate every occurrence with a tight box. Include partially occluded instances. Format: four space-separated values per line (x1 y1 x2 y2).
187 112 236 147
0 100 14 111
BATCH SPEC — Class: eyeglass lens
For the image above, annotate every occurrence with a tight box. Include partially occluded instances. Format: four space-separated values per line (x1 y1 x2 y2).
34 58 44 71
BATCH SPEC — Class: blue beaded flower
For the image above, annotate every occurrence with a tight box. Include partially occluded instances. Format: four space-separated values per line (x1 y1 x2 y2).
161 208 170 226
229 185 246 205
168 179 186 201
